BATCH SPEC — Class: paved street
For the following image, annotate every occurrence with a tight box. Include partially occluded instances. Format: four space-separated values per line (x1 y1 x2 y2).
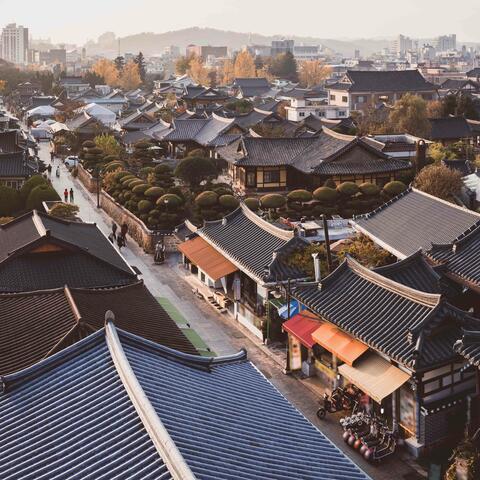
38 140 425 480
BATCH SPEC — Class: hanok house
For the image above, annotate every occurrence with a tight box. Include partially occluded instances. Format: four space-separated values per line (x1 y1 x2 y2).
0 323 370 480
0 211 138 292
327 69 438 114
160 113 244 158
217 127 411 195
290 255 480 456
65 111 112 143
176 204 309 339
428 116 474 145
230 77 273 99
180 85 229 110
0 281 198 376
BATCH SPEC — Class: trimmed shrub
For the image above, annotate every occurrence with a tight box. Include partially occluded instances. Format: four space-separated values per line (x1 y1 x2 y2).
244 197 259 211
144 186 165 198
218 194 239 209
120 174 136 184
20 175 48 201
213 186 233 197
138 200 153 213
154 164 172 174
195 191 218 208
128 179 145 188
323 178 337 188
132 184 149 194
148 208 160 218
157 193 183 208
359 182 380 196
82 140 95 148
337 182 360 197
260 194 286 209
114 171 130 181
103 155 118 163
287 189 312 203
26 185 60 210
383 180 407 197
313 186 338 203
0 186 22 215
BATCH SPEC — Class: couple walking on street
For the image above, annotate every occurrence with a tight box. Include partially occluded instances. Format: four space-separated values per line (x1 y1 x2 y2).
63 188 74 203
109 222 129 249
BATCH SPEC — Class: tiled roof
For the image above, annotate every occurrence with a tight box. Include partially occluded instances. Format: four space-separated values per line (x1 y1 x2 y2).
429 117 473 140
199 204 307 283
354 188 480 259
218 128 410 175
0 211 137 291
0 130 22 153
0 151 36 178
233 77 270 88
238 85 272 97
328 70 436 93
442 159 474 176
293 256 479 370
454 329 480 368
373 250 442 293
162 115 238 146
427 224 480 290
182 85 228 101
0 281 197 376
0 324 371 480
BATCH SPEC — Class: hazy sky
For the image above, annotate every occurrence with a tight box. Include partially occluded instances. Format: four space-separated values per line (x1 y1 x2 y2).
2 0 480 45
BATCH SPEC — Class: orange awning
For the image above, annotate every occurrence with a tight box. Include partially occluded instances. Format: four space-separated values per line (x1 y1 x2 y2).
283 311 321 349
178 236 238 281
312 323 369 366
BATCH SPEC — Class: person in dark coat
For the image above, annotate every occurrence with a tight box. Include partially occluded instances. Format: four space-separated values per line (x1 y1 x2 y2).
63 188 68 202
69 188 74 202
120 223 128 238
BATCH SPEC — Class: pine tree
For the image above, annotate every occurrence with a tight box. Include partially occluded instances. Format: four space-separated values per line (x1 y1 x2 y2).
114 56 125 74
134 52 146 83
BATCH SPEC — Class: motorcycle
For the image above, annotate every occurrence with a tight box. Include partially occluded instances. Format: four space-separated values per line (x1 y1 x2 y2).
316 387 347 419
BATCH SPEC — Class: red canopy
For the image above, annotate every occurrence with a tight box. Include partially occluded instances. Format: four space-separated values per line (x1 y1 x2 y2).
283 311 321 349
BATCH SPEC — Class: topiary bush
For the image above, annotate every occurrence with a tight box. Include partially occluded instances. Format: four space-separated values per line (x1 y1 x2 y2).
82 140 95 149
157 193 183 209
120 174 136 184
26 185 60 210
138 200 153 213
287 189 312 203
323 178 337 189
383 180 407 197
359 182 381 196
20 175 48 201
195 191 218 208
0 186 22 215
218 194 239 210
337 182 360 197
114 171 130 181
313 186 338 203
244 197 259 211
144 186 165 198
260 194 286 210
132 184 149 194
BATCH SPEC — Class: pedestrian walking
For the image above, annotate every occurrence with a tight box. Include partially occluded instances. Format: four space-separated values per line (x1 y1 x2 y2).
47 164 52 176
120 223 128 243
111 222 118 240
117 234 125 249
69 188 74 203
64 188 68 203
50 151 54 162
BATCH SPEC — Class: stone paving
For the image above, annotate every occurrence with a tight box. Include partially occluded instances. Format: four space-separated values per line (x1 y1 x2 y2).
38 139 427 480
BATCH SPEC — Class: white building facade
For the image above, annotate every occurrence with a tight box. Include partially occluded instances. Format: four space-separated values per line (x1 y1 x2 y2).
1 23 29 65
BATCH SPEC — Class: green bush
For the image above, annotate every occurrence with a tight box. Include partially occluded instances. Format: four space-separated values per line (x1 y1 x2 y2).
260 194 286 209
313 186 338 203
128 179 145 188
120 174 136 184
323 178 337 189
144 186 165 198
337 182 360 197
148 208 160 218
218 194 239 209
82 140 95 148
154 164 172 174
114 171 130 181
0 186 22 215
383 181 407 197
287 189 312 203
213 186 233 196
26 185 60 210
359 182 380 196
157 193 183 209
138 200 153 213
103 155 118 163
195 191 218 208
20 175 48 201
132 184 149 194
244 197 260 211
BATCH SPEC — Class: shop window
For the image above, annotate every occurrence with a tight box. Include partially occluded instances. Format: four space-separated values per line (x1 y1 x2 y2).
264 170 280 183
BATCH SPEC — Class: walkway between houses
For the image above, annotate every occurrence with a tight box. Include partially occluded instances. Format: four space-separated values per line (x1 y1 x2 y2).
38 141 426 480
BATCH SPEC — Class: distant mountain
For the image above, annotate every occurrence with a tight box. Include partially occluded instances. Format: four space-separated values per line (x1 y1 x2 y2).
85 27 393 58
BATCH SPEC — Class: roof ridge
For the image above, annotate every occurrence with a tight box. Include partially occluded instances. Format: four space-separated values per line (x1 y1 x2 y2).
239 203 294 240
346 256 441 307
32 210 47 236
105 322 196 480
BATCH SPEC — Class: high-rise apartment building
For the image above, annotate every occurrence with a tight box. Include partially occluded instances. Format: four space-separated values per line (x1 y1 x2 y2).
394 34 413 56
435 34 456 51
1 23 29 64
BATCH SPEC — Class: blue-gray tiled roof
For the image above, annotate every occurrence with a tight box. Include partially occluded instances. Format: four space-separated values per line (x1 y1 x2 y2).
0 325 371 480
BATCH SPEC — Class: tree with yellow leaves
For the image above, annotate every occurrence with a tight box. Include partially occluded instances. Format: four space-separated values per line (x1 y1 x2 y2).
119 61 142 90
92 59 119 87
0 80 6 93
234 51 256 78
220 59 235 85
188 56 210 86
298 60 331 88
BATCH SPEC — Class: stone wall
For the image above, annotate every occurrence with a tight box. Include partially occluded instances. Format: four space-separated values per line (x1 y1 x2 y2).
100 191 156 252
77 163 98 193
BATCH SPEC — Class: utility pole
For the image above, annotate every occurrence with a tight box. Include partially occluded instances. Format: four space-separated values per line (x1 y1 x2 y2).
322 214 333 273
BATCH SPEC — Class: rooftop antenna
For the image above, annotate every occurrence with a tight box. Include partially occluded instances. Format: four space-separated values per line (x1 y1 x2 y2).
118 38 121 57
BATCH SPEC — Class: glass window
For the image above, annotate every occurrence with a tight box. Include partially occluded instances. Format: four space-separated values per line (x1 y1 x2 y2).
246 171 256 187
342 96 348 103
330 94 336 101
264 170 280 183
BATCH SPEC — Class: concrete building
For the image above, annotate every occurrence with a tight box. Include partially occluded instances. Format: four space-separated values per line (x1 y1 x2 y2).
271 39 294 56
186 45 228 59
435 34 457 52
394 34 413 57
1 23 29 65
